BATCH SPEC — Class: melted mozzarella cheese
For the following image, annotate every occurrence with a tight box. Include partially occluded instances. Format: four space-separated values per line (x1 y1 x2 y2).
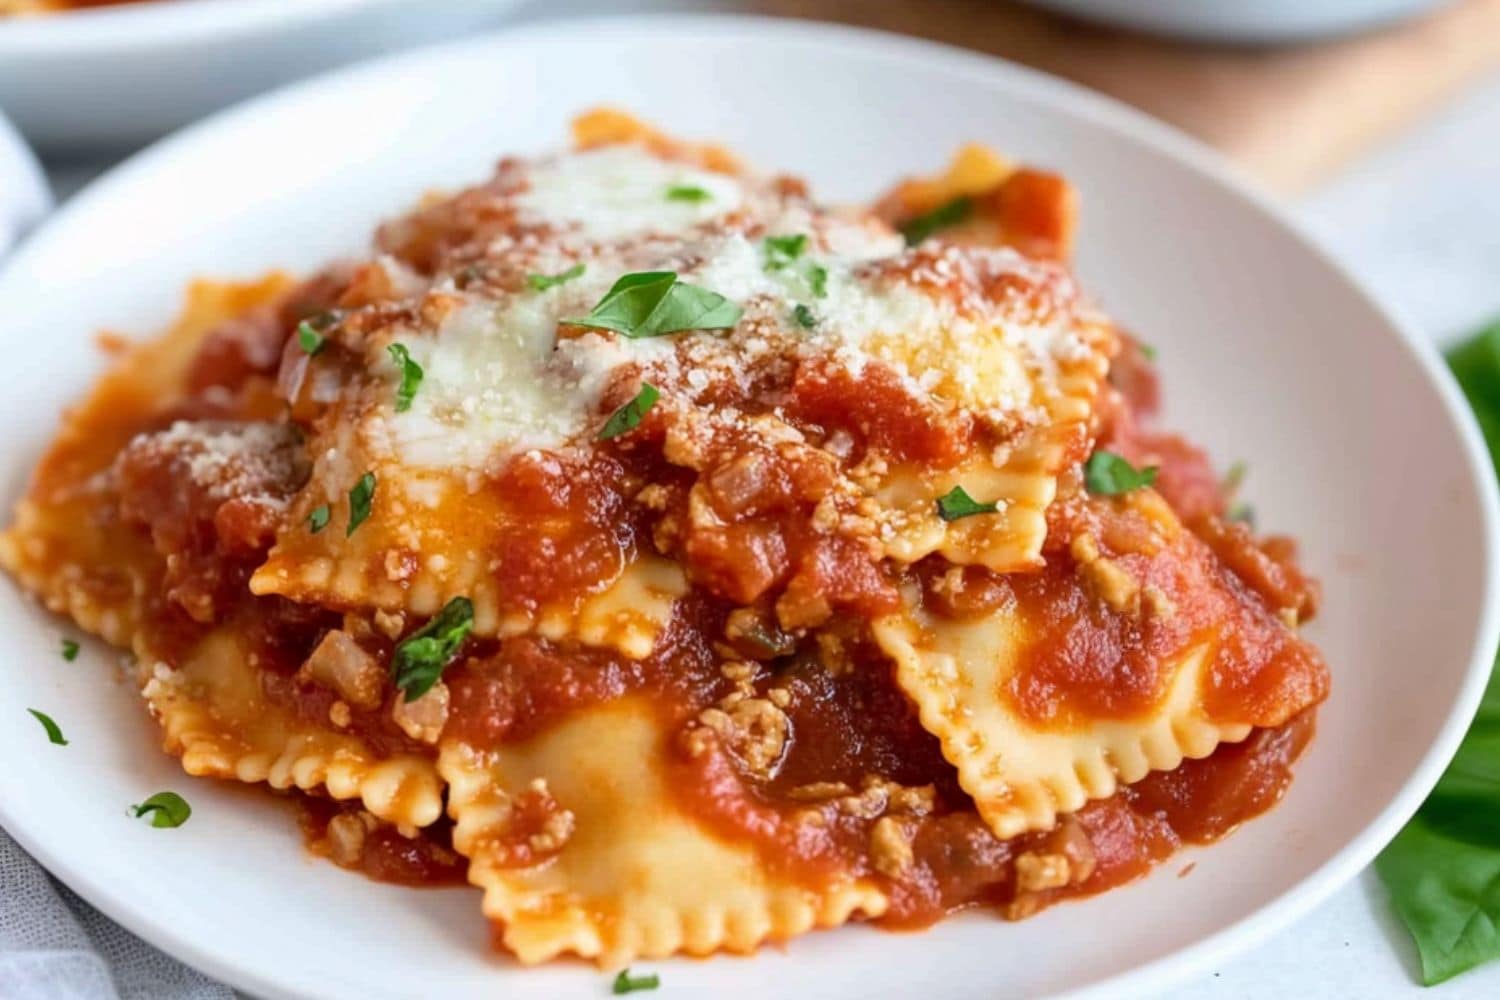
376 145 1092 473
515 146 745 241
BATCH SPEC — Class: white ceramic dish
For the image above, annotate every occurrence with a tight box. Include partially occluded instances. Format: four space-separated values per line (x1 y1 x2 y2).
0 0 523 152
0 106 50 255
1026 0 1450 43
0 15 1495 1000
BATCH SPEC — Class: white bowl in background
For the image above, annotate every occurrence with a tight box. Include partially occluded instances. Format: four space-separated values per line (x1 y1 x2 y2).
0 15 1495 999
1027 0 1451 43
0 0 524 152
0 106 50 255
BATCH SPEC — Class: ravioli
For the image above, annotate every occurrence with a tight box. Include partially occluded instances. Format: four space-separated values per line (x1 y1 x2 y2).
441 698 887 966
875 488 1329 838
0 112 1331 973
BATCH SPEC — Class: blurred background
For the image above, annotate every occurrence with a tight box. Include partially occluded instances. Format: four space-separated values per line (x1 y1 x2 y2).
1 1 1498 998
3 0 1498 339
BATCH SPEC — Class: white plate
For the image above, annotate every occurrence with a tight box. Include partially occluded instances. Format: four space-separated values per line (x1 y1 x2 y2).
1 15 1495 1000
0 0 523 152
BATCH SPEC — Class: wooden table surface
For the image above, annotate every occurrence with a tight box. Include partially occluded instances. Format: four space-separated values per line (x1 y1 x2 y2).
751 0 1500 190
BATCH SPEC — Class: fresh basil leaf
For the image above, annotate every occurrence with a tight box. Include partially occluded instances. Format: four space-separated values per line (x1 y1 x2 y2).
28 709 67 746
666 184 711 202
936 485 998 521
296 320 326 356
386 343 424 413
527 263 584 292
1223 461 1248 493
347 472 376 537
567 271 741 338
307 504 330 534
392 596 474 701
900 196 972 245
806 262 829 299
598 383 660 440
793 304 817 329
611 969 660 994
1446 319 1500 471
1084 451 1158 496
763 234 808 269
132 791 191 828
60 638 79 661
1377 318 1500 985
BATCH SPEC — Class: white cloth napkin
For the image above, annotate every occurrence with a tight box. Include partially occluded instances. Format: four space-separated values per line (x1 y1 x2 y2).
0 832 232 1000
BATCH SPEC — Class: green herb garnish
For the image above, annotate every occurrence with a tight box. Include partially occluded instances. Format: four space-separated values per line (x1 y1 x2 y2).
346 472 376 537
900 196 972 245
527 263 585 292
1377 317 1500 984
598 383 660 440
764 235 827 298
1084 451 1158 496
28 709 67 746
611 969 661 994
296 320 327 356
1139 342 1158 362
936 485 999 521
566 271 741 339
793 304 817 329
1227 503 1255 527
763 234 808 269
392 597 474 701
666 184 711 202
60 638 79 662
386 343 423 413
1223 461 1248 493
132 791 191 828
308 504 331 534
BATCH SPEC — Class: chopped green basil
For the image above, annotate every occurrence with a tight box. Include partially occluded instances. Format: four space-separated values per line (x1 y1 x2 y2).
806 262 829 299
900 196 972 245
28 709 67 746
392 597 474 701
793 304 817 329
1227 502 1255 527
307 504 331 534
666 184 711 202
1223 461 1248 494
567 271 741 338
60 638 79 662
296 320 327 356
527 263 585 292
1084 451 1158 496
936 485 998 521
763 234 808 269
132 791 191 828
598 383 660 440
1139 342 1158 362
386 343 423 413
1377 318 1500 984
764 235 827 298
346 472 376 537
611 969 661 995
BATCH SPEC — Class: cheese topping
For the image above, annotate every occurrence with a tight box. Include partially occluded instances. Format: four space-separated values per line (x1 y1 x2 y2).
515 145 745 241
367 144 1093 474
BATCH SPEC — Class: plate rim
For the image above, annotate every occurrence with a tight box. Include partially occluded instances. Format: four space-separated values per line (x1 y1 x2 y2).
1 13 1496 999
0 0 419 53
